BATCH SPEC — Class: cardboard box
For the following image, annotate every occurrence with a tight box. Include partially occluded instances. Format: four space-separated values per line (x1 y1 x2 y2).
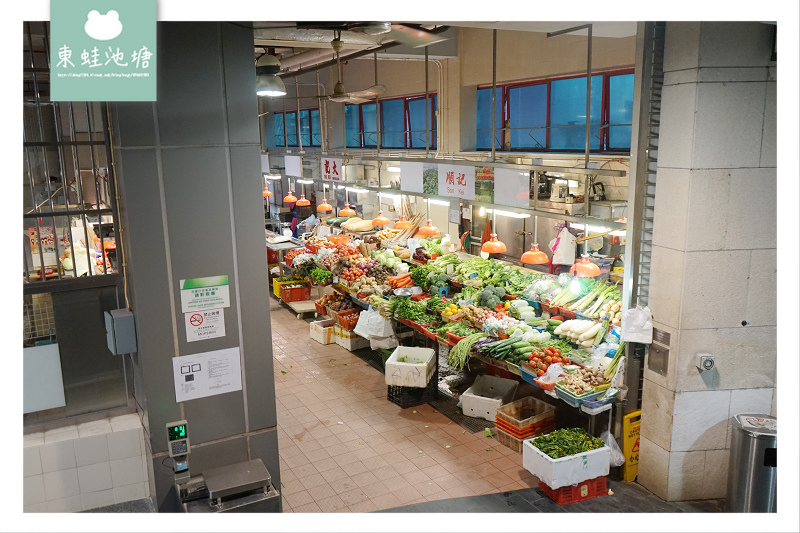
310 319 335 345
333 324 370 351
384 346 436 388
522 435 610 489
460 374 518 421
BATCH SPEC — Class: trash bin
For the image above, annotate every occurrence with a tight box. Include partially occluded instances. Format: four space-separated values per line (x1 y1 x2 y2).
726 414 777 512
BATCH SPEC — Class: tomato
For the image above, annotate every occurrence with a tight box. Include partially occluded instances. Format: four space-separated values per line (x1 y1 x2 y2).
554 349 561 356
542 363 548 371
536 370 544 377
545 356 553 364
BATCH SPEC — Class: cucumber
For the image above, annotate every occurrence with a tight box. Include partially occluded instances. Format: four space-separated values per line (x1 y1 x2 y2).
548 319 563 326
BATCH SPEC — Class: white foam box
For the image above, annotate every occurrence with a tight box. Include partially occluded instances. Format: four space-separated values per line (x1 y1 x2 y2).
522 436 610 489
384 346 436 388
334 324 370 351
460 374 518 421
310 319 336 345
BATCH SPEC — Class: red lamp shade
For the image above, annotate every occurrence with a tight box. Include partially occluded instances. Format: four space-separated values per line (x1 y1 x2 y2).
393 216 413 230
521 243 548 265
481 234 507 254
339 203 356 217
262 187 273 197
372 210 391 227
295 194 311 207
416 219 439 237
570 255 602 277
317 199 333 212
283 191 297 203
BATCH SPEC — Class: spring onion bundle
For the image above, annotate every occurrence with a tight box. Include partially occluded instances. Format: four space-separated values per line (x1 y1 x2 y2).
447 332 486 370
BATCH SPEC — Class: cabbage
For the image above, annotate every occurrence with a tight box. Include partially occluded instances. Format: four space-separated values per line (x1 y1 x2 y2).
558 273 573 287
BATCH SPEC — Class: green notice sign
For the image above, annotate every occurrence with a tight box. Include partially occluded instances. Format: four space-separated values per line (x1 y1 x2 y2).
180 275 230 313
50 0 156 101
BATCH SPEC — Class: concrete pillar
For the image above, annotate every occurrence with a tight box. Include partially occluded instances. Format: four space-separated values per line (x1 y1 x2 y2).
110 22 280 511
637 22 776 501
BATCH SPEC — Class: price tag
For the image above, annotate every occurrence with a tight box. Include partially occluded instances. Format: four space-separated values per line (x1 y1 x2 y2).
332 276 338 284
446 264 454 276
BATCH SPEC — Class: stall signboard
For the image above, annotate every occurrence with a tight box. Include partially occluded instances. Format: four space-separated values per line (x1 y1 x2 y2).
400 162 424 193
438 164 475 201
285 155 303 178
320 158 343 181
493 167 530 208
179 275 230 313
475 166 495 204
172 347 242 402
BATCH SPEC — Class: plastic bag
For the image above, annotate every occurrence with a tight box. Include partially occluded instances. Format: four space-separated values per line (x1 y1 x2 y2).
537 362 563 386
620 305 653 344
369 335 398 350
353 308 394 339
601 430 626 467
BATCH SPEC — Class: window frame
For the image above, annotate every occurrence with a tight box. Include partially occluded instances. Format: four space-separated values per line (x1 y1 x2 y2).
273 107 321 148
345 92 438 150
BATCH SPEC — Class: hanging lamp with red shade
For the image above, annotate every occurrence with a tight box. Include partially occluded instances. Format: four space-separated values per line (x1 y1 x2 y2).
295 181 311 206
416 199 439 237
317 182 333 212
371 192 391 228
570 255 602 277
283 177 297 203
339 203 356 217
480 209 506 255
393 216 413 230
520 215 548 265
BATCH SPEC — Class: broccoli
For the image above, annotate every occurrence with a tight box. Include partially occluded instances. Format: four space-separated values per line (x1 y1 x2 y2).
438 273 449 282
494 286 506 298
486 296 501 308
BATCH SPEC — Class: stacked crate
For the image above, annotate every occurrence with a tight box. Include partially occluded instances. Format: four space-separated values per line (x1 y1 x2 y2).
494 396 556 453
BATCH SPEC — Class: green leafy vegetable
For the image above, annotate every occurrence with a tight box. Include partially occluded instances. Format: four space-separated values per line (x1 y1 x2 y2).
529 428 605 459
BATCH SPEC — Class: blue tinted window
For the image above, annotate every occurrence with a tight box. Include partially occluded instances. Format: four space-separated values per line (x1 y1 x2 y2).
361 103 377 147
409 96 436 149
549 75 602 150
273 113 284 147
299 109 311 147
309 109 320 146
476 87 503 150
284 111 298 147
381 99 405 148
608 74 634 149
344 104 360 147
509 84 547 149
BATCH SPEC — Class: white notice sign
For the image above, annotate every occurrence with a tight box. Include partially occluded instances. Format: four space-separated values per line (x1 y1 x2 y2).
184 309 225 342
438 164 475 200
400 162 424 193
172 347 242 402
493 168 531 208
285 155 303 177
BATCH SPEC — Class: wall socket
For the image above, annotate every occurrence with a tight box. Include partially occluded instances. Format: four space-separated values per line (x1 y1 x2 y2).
696 353 715 371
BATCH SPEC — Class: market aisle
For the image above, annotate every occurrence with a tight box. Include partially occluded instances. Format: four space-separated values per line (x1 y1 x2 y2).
269 298 539 513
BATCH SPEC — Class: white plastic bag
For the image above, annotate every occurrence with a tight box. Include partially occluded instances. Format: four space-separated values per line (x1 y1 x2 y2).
549 227 577 266
353 308 394 339
601 430 626 467
370 335 399 350
620 305 653 344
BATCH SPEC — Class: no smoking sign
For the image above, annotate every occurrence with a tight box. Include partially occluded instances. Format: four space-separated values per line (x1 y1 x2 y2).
184 309 225 342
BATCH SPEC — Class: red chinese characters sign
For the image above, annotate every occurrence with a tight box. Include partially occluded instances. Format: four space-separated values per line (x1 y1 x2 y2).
320 158 343 181
437 164 475 200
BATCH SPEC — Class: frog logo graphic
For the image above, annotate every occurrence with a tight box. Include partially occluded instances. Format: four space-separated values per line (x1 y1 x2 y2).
84 10 123 41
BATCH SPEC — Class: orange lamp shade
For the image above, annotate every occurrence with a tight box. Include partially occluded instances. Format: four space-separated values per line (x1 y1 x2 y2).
570 255 602 277
481 234 507 254
393 216 413 230
521 243 548 265
339 203 356 217
283 191 297 203
262 187 273 197
295 194 311 207
317 199 333 212
416 219 439 237
372 211 391 227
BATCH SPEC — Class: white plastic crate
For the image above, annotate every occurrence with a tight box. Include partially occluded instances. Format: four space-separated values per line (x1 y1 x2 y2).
384 346 436 388
459 374 518 421
309 319 335 345
522 435 610 489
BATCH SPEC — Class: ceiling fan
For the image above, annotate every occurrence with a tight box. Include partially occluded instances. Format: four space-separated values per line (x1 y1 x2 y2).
328 32 385 104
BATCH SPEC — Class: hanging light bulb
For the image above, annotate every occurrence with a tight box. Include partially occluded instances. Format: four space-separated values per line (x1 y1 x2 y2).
521 243 548 264
339 203 356 217
295 194 311 207
417 219 440 237
570 255 602 277
372 210 391 228
393 216 413 230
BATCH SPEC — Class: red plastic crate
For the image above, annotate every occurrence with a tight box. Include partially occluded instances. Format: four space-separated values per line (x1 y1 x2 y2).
494 417 555 439
314 300 327 315
538 476 608 505
336 310 361 331
281 283 311 302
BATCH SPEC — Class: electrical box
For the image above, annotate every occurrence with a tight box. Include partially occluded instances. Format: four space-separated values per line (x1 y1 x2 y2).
104 308 137 355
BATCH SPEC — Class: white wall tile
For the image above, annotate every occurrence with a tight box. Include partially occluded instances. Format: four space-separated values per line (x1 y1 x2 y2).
724 169 777 251
23 447 42 477
43 425 78 444
74 434 110 467
77 419 112 438
647 245 685 330
657 83 697 169
680 250 751 330
45 495 82 513
23 474 45 506
703 449 730 499
80 489 115 511
24 502 48 513
698 22 775 68
77 462 113 493
24 432 44 448
110 413 142 432
39 440 76 473
666 450 706 501
639 379 674 450
637 437 669 501
729 388 774 418
43 468 79 501
113 482 147 504
760 81 776 167
676 326 776 392
663 22 701 72
684 169 729 251
744 248 776 327
110 456 145 487
693 81 766 169
651 168 691 251
107 428 142 461
672 390 730 451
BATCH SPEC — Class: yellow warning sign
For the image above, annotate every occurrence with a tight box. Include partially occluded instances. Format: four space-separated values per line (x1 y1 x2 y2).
623 410 641 482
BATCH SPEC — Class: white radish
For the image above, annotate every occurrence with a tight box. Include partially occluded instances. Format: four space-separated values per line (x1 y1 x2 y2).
579 322 602 341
